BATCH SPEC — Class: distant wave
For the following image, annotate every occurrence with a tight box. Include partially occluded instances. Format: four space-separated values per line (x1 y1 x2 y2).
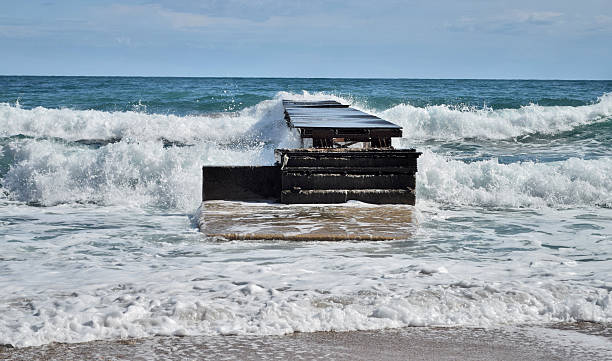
381 92 612 141
2 92 611 143
0 99 297 145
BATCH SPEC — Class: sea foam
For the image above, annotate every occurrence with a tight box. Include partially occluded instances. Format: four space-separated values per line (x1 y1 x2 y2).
417 150 612 208
5 139 611 209
2 94 611 209
2 92 610 143
0 98 297 144
381 92 612 140
1 247 610 347
1 90 612 348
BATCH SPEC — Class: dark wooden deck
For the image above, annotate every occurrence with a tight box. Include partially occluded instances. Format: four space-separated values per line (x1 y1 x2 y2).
283 100 402 147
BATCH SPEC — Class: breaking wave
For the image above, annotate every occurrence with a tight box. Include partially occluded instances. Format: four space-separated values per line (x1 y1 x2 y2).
0 98 295 144
381 92 612 141
417 150 612 208
2 92 611 143
0 98 300 209
1 93 611 209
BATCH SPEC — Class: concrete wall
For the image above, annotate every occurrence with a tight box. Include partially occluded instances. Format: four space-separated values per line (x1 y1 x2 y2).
202 149 421 205
202 166 281 201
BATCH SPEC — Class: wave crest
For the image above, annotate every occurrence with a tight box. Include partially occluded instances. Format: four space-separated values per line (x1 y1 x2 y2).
2 92 611 143
418 150 612 208
382 93 612 141
0 98 296 145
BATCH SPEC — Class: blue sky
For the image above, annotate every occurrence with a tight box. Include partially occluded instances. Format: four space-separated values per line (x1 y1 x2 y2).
1 0 611 79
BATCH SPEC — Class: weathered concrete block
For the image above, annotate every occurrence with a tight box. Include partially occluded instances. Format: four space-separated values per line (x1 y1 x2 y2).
202 166 280 201
202 149 421 205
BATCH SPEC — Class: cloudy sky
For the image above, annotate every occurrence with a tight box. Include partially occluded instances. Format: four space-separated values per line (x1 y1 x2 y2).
1 0 611 78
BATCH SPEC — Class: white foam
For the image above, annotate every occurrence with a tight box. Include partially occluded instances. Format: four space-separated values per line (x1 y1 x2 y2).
381 93 612 140
417 150 612 208
3 94 612 210
3 92 611 144
0 97 301 209
2 138 288 209
2 92 612 348
1 243 610 347
0 98 296 144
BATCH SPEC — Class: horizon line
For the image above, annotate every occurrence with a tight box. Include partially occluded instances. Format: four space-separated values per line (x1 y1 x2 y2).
1 74 611 81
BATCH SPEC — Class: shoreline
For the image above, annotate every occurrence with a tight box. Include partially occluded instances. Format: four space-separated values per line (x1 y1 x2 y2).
2 324 610 360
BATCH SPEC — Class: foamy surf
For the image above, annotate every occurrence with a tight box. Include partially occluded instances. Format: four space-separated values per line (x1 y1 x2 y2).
417 150 612 208
382 92 612 140
2 140 610 210
1 220 610 347
1 78 611 349
3 92 611 143
0 98 297 144
2 93 611 209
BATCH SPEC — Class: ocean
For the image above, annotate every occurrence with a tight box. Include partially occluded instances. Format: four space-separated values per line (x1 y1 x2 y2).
0 76 611 349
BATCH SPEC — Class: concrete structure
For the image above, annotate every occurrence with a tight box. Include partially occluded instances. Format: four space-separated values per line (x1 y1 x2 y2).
199 201 416 241
202 100 421 205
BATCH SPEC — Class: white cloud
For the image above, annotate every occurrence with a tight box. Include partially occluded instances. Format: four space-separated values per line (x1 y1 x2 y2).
446 11 564 34
0 17 90 39
97 2 364 45
519 11 563 25
115 36 131 45
106 3 253 30
0 24 41 38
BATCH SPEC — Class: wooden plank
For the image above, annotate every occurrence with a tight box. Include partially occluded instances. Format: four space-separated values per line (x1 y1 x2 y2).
298 129 403 141
283 100 347 108
283 100 402 130
282 173 416 190
290 121 400 129
276 148 420 204
275 148 421 167
280 166 418 174
288 119 401 129
280 189 415 204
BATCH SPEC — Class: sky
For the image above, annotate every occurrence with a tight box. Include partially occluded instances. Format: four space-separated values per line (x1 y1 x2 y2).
1 0 611 79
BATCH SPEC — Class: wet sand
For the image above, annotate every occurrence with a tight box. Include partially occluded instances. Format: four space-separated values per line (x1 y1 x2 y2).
2 325 610 361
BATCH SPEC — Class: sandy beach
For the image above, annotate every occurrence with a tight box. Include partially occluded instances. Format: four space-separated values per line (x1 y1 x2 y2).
2 324 610 361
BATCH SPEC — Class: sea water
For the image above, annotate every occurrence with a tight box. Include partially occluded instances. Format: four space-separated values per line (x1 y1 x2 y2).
0 77 611 347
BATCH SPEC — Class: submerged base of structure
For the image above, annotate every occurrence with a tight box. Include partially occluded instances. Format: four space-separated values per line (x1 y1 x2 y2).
199 201 416 241
203 148 421 205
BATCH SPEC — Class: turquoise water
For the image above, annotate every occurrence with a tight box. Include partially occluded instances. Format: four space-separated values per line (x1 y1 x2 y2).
0 77 611 347
3 77 611 113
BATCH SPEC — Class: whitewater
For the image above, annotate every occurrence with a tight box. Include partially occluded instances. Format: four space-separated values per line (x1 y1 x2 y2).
0 77 611 348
